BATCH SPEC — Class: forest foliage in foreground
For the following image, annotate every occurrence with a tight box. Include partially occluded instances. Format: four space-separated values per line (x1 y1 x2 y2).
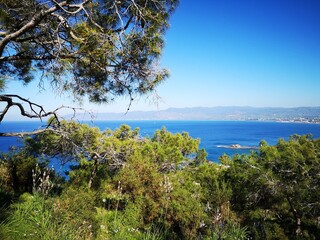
0 121 320 239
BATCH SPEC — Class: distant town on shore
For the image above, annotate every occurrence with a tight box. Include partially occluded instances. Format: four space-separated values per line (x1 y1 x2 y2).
69 106 320 123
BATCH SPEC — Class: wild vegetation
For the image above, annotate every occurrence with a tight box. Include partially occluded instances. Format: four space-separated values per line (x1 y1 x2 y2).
1 1 319 239
0 121 319 239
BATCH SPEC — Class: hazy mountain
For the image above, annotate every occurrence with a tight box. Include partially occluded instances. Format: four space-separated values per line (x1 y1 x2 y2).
69 106 320 122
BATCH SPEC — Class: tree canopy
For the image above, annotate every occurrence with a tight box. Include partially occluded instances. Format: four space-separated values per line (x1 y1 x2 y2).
0 0 178 121
2 121 319 239
0 122 249 239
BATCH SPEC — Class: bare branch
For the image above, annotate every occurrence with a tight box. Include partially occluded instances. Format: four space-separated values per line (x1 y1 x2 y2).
0 94 57 122
113 15 134 33
0 54 74 61
0 31 8 37
51 13 85 42
53 0 90 15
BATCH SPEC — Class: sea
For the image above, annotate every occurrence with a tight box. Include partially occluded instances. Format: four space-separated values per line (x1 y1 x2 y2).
1 121 319 174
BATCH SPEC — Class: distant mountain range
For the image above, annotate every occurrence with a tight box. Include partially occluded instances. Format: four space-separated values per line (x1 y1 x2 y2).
69 106 320 123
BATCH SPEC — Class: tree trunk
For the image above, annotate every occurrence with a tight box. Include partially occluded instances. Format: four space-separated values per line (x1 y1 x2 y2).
88 157 98 189
287 197 302 236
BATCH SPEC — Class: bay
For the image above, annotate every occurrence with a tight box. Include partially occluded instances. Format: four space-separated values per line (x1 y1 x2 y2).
1 120 320 162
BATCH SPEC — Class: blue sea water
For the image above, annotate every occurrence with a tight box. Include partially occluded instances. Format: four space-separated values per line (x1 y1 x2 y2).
1 121 320 163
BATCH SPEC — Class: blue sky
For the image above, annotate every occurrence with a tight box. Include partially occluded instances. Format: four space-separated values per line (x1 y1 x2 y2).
4 0 320 119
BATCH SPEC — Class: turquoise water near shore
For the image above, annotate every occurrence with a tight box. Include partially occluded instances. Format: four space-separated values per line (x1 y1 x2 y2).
1 120 320 162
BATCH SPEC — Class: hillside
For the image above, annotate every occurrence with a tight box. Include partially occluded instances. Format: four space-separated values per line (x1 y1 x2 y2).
70 106 320 123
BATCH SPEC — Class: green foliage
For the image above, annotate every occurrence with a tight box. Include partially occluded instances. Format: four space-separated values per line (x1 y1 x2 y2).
0 150 38 194
1 122 319 239
0 190 97 239
0 78 5 92
222 135 320 239
0 0 179 102
0 158 11 194
207 223 248 240
50 187 97 238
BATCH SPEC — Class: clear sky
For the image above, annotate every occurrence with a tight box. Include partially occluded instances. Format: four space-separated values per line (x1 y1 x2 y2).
4 0 320 120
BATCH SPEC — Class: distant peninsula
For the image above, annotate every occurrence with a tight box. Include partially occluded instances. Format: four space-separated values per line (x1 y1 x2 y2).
68 106 320 123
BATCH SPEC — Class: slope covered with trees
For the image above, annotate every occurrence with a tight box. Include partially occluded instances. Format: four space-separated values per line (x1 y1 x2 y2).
1 122 319 239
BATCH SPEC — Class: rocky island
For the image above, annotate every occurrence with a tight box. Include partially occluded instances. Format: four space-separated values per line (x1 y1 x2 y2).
217 144 259 150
